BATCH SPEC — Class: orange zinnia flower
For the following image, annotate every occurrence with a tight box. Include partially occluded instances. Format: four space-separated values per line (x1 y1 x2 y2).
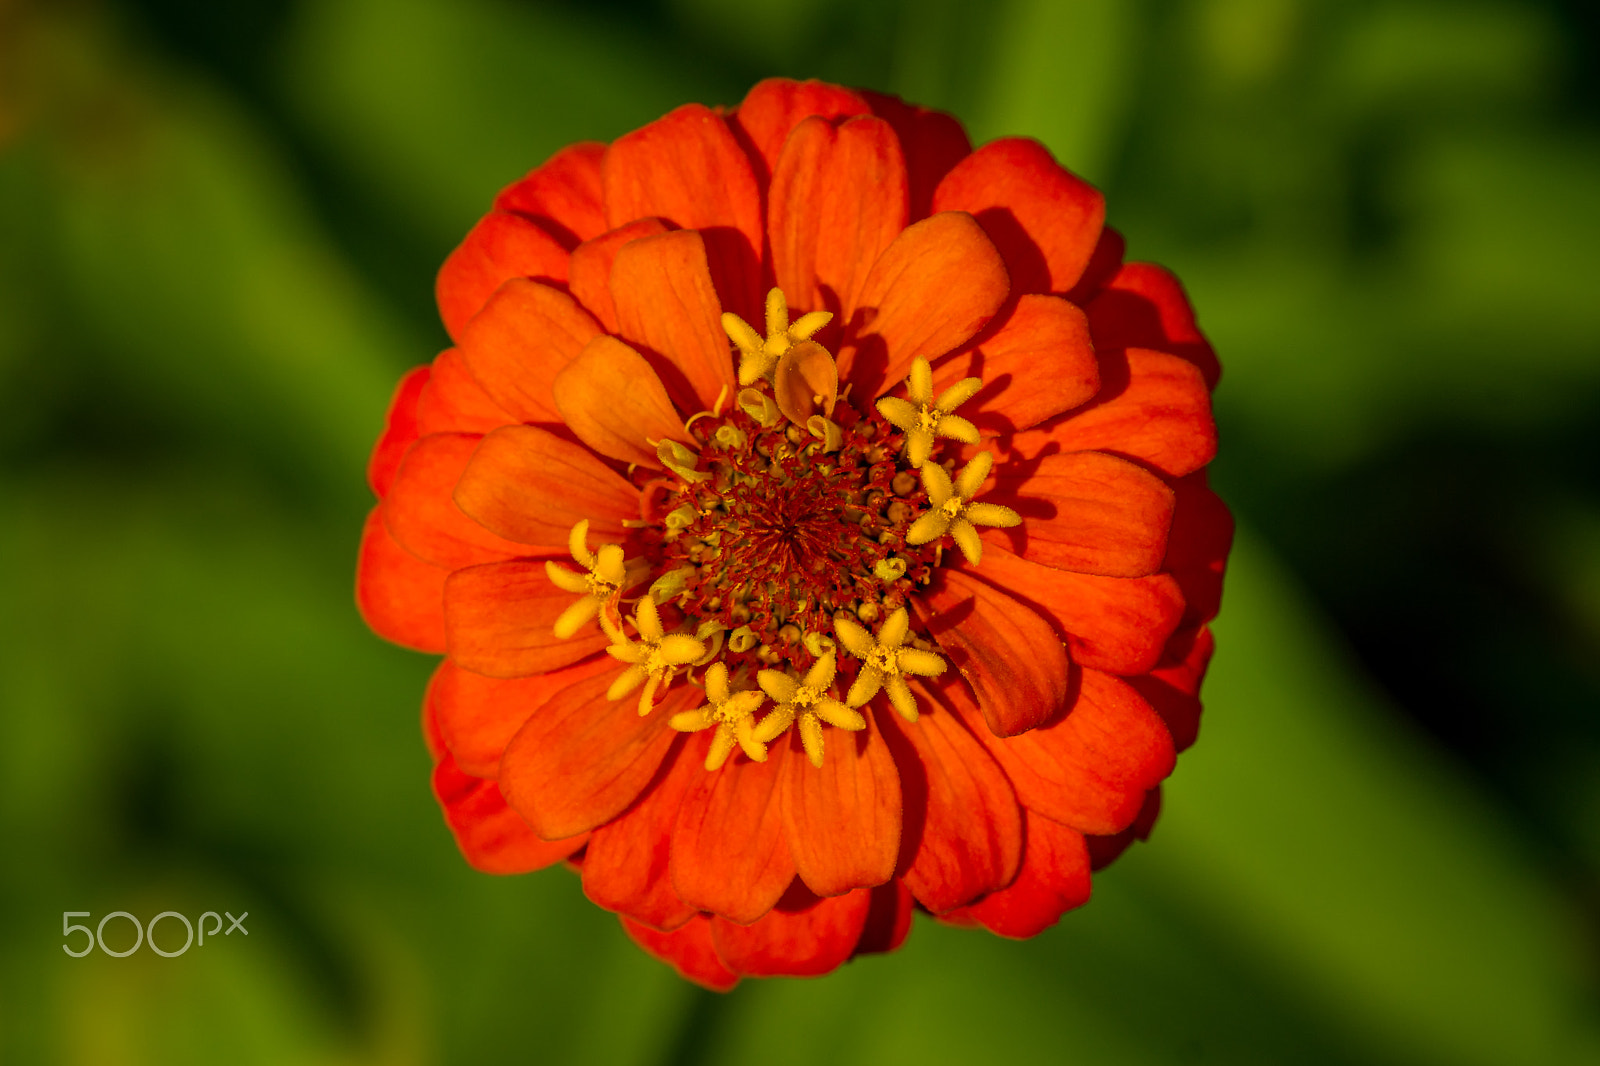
357 78 1232 988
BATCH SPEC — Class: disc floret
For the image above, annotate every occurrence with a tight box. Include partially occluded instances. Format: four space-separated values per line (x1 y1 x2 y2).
723 288 834 386
876 356 982 467
604 596 707 716
669 662 769 769
834 607 946 723
906 451 1021 565
753 651 865 768
545 519 648 638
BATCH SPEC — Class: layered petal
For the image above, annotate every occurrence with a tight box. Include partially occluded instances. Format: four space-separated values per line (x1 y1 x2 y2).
368 365 430 498
931 295 1098 435
415 349 514 437
493 141 609 248
621 915 739 992
957 808 1091 938
854 879 915 955
437 211 570 341
355 505 448 653
432 752 587 874
1164 472 1234 625
1087 261 1220 388
917 568 1070 737
671 744 796 924
452 424 637 550
732 78 871 184
1086 787 1163 870
932 137 1105 295
710 884 872 978
780 714 901 898
444 560 613 679
428 652 617 775
456 279 603 424
554 335 688 468
1127 625 1214 753
861 90 972 221
567 218 671 334
499 667 688 840
384 433 529 570
880 693 1023 913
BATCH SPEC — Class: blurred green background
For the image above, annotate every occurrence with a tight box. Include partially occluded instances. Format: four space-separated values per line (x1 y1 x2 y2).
2 0 1598 1062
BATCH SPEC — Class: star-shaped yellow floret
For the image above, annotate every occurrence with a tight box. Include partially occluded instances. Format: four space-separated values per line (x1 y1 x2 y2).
905 451 1021 565
603 596 706 716
833 607 946 723
669 662 769 770
545 520 648 638
875 356 982 467
723 287 833 387
752 651 864 768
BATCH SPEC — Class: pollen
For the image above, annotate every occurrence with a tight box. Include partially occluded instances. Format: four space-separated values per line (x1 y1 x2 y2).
875 356 982 467
669 662 770 770
752 651 865 768
723 287 833 387
905 451 1021 565
833 607 945 722
603 595 707 716
545 519 648 638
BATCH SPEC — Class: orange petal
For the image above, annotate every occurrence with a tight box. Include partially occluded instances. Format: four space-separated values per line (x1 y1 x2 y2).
432 750 587 875
452 424 637 550
1066 223 1126 305
732 78 871 185
356 505 448 653
610 230 736 418
854 879 915 955
984 448 1176 578
368 366 430 498
1027 347 1217 479
916 569 1070 737
428 654 616 776
861 90 972 221
771 340 838 426
957 667 1175 836
780 713 901 898
709 883 872 978
554 335 686 468
621 914 739 992
958 808 1091 938
957 544 1185 675
1087 261 1220 388
1086 786 1162 870
499 667 687 840
443 560 613 679
602 103 763 324
567 218 671 334
583 732 706 932
932 137 1105 296
384 433 529 570
670 743 795 924
493 142 608 249
836 211 1009 402
436 211 569 342
415 349 514 437
931 295 1098 435
880 692 1022 914
456 279 603 424
1164 472 1234 625
1127 625 1214 753
769 115 908 326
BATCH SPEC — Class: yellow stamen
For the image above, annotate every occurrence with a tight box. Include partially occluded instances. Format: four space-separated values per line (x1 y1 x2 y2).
545 520 648 638
603 596 707 716
752 651 864 768
834 607 945 722
875 357 982 467
723 288 833 387
669 662 769 770
904 451 1021 565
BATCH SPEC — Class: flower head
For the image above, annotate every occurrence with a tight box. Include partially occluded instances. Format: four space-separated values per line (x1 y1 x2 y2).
357 78 1231 990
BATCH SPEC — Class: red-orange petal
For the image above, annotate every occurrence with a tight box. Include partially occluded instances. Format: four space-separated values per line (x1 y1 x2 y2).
769 115 908 327
1086 786 1163 870
499 668 688 840
880 692 1023 914
567 218 672 334
860 90 972 221
456 279 603 424
1066 224 1126 305
931 295 1098 436
958 808 1091 938
368 365 430 498
610 230 737 417
1164 472 1234 625
436 211 570 342
452 424 637 550
854 879 915 955
428 653 616 776
415 349 514 437
917 569 1070 737
602 103 763 325
583 731 707 932
356 505 448 653
1127 625 1214 753
443 560 613 679
671 744 796 925
780 714 901 898
837 211 1010 401
959 667 1175 836
1028 347 1217 479
732 78 872 185
932 137 1105 296
493 142 609 249
554 335 686 468
384 433 528 570
1087 261 1220 388
432 751 586 874
622 914 740 992
961 545 1185 675
983 448 1175 578
709 883 872 978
